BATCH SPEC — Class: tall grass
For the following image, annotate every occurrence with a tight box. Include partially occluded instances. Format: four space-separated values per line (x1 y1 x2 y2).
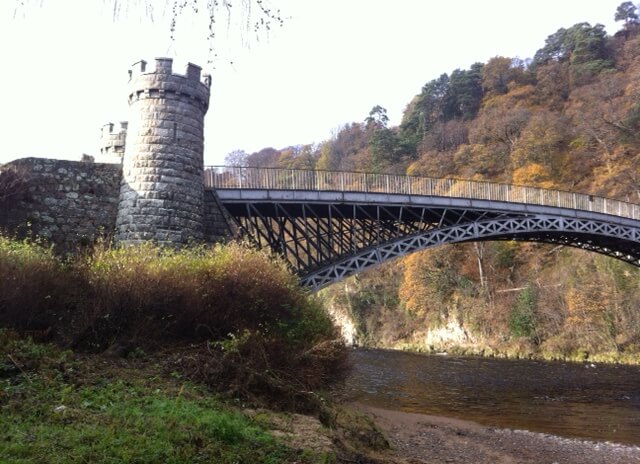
76 242 326 347
0 236 348 406
0 236 65 331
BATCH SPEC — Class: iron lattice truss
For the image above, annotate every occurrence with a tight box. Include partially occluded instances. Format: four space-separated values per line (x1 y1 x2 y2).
219 198 640 290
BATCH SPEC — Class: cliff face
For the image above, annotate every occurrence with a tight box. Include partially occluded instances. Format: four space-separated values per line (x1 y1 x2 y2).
320 242 640 363
325 298 357 346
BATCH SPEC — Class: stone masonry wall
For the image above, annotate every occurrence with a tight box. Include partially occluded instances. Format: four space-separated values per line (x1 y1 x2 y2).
204 189 235 242
116 58 212 245
0 158 122 252
0 157 232 252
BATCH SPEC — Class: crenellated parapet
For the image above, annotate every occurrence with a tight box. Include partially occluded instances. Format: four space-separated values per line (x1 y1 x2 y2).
127 58 211 112
99 121 128 157
116 58 212 245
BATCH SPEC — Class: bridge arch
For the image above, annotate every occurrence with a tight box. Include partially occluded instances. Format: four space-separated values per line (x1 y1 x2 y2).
206 167 640 290
299 214 640 289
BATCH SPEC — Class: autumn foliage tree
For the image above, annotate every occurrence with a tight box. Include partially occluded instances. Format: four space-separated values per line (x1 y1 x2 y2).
232 5 640 361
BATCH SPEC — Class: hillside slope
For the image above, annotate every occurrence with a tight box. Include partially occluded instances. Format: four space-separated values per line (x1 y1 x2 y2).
230 7 640 362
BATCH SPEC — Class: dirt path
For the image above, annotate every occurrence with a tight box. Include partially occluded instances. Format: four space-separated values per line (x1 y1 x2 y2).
352 403 640 464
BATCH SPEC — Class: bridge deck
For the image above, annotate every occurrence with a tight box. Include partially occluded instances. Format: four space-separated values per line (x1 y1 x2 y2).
204 167 640 289
205 166 640 221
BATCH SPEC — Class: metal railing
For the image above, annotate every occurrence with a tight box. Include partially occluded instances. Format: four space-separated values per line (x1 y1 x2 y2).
204 166 640 220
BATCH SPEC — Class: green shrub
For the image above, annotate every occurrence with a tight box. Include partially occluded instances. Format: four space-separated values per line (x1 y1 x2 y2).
509 285 538 342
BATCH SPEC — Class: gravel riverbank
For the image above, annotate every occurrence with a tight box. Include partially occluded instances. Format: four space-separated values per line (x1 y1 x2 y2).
352 403 640 464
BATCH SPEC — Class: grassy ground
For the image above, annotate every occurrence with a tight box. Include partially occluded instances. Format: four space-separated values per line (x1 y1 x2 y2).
0 238 391 463
0 336 337 464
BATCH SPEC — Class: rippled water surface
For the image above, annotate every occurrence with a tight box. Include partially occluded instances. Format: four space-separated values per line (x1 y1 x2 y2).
345 349 640 445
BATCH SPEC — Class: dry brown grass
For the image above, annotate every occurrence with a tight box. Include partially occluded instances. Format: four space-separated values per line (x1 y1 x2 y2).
0 237 349 409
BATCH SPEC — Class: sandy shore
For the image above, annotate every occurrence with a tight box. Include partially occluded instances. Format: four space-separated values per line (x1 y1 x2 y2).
352 403 640 464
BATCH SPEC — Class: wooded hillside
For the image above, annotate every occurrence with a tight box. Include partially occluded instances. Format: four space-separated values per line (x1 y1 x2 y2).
227 4 640 361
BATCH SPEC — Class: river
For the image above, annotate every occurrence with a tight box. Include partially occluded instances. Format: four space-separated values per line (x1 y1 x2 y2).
345 349 640 445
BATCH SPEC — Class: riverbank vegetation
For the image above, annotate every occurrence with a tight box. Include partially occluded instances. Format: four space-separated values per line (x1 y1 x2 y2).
0 334 394 463
0 236 349 406
1 336 319 463
227 3 640 364
0 236 391 462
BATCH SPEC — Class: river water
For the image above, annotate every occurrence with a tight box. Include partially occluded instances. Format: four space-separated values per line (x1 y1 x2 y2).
345 349 640 445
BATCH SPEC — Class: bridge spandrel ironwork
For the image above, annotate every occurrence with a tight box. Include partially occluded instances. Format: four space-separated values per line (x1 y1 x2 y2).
205 166 640 290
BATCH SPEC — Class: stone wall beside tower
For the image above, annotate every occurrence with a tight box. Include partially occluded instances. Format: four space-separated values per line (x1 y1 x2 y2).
116 58 211 245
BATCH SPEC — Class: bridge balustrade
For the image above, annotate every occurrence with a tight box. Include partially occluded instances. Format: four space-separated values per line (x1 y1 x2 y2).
205 166 640 220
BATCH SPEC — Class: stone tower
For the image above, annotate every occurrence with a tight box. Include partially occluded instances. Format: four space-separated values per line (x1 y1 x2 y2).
99 121 128 160
116 58 211 245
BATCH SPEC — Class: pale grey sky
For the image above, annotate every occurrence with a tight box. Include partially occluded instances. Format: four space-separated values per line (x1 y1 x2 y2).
0 0 623 165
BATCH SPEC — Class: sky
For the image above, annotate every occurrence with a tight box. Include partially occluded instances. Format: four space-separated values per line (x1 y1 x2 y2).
0 0 625 165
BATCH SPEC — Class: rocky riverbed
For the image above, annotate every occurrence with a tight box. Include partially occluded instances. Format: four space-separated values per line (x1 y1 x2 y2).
353 403 640 464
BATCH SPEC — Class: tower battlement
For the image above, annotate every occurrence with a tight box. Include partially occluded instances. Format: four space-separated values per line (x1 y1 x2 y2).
100 121 128 156
127 58 211 111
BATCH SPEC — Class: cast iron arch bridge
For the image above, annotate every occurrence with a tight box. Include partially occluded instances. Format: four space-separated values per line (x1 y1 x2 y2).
204 167 640 291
